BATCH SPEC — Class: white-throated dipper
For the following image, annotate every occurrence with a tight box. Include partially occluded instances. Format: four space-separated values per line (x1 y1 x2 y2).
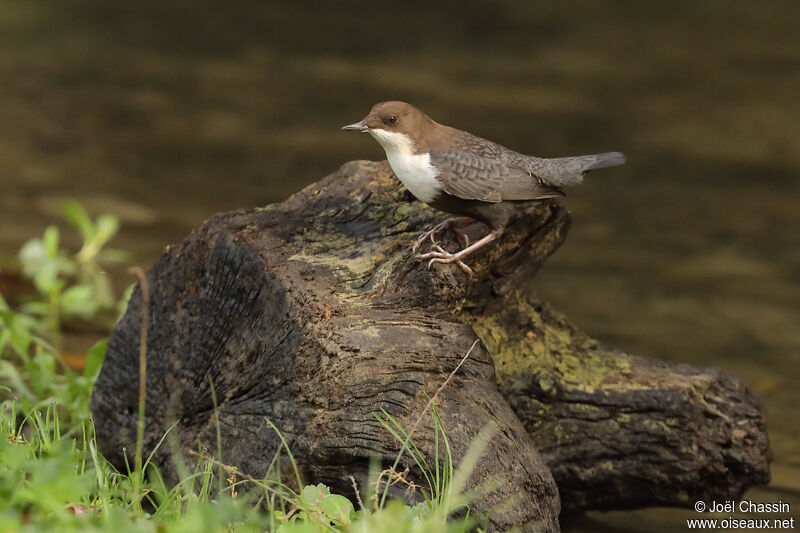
342 101 625 274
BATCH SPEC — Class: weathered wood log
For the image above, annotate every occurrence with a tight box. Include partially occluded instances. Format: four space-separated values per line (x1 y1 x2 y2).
91 160 769 531
467 297 770 510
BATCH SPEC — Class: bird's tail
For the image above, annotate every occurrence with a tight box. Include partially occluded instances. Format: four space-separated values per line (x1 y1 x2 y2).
539 151 626 187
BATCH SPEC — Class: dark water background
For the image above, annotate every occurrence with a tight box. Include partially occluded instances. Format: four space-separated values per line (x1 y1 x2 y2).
1 1 798 530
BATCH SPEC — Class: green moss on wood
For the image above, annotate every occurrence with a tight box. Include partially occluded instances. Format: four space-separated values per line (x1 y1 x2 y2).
464 291 634 395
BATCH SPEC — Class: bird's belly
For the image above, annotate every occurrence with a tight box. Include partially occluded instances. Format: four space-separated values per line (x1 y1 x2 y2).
385 151 442 204
430 193 519 229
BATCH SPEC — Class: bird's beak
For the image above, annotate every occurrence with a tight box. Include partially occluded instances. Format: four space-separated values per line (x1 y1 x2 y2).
341 121 369 132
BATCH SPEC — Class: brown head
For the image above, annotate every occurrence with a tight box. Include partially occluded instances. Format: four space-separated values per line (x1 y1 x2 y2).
342 101 439 152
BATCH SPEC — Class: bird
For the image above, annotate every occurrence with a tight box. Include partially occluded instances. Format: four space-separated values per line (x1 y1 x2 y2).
342 101 625 274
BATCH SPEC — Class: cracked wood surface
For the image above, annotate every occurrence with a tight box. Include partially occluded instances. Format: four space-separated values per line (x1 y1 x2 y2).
91 160 770 531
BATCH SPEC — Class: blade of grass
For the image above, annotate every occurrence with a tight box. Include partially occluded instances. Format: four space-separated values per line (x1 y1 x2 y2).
208 376 224 494
439 422 498 520
129 266 150 514
377 339 480 508
88 440 112 520
374 410 434 503
143 419 180 474
431 402 453 504
264 418 303 493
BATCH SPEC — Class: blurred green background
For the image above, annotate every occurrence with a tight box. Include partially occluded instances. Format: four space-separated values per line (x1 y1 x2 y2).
1 1 797 530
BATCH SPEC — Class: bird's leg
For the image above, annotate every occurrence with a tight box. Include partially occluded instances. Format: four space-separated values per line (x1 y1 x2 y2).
411 216 473 253
416 228 503 275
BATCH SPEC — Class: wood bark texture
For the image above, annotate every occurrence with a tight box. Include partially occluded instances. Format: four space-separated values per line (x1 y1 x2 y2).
91 161 770 531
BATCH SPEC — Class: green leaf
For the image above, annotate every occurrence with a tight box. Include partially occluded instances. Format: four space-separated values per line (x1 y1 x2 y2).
84 339 107 378
60 284 98 317
29 334 57 355
0 292 10 311
43 225 60 258
93 215 120 248
18 238 45 279
62 200 94 241
276 522 320 533
19 302 50 317
0 325 9 355
302 483 329 508
409 500 432 518
15 447 95 514
76 213 120 263
0 309 32 358
19 227 76 295
320 493 354 524
7 313 32 358
29 351 56 396
0 360 32 399
32 261 64 295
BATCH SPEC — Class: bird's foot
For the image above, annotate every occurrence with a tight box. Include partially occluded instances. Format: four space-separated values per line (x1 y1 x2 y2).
412 219 454 253
415 245 473 275
410 217 472 253
413 228 503 276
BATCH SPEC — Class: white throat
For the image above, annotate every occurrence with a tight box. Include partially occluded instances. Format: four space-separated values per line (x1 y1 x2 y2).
369 129 442 204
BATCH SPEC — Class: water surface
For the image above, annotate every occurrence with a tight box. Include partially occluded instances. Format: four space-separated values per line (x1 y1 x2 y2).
1 1 798 529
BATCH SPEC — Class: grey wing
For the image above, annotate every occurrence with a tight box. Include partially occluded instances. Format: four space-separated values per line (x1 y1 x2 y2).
429 150 504 202
429 150 562 203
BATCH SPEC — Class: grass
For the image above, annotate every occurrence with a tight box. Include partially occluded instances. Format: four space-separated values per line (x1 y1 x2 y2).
0 201 490 532
0 377 487 532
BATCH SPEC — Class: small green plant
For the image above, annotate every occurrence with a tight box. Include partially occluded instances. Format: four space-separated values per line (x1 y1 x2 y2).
0 396 488 533
0 307 106 420
0 288 109 421
1 200 130 423
17 200 130 334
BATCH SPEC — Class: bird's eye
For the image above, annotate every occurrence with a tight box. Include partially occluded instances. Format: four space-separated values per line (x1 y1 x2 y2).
386 115 398 126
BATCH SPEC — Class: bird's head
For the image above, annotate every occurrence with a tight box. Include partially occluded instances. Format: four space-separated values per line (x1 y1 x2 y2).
342 101 434 153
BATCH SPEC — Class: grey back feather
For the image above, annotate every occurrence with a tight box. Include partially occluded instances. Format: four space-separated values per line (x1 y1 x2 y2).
430 149 564 202
429 128 625 202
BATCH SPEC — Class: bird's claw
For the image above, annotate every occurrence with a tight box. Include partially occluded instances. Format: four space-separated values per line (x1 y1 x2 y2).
429 256 473 274
410 220 455 253
415 248 473 275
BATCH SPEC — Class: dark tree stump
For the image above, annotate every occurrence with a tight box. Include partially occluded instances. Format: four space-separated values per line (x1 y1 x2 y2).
91 161 770 532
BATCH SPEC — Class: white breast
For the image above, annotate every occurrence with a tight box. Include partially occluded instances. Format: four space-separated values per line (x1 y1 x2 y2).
369 129 442 204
